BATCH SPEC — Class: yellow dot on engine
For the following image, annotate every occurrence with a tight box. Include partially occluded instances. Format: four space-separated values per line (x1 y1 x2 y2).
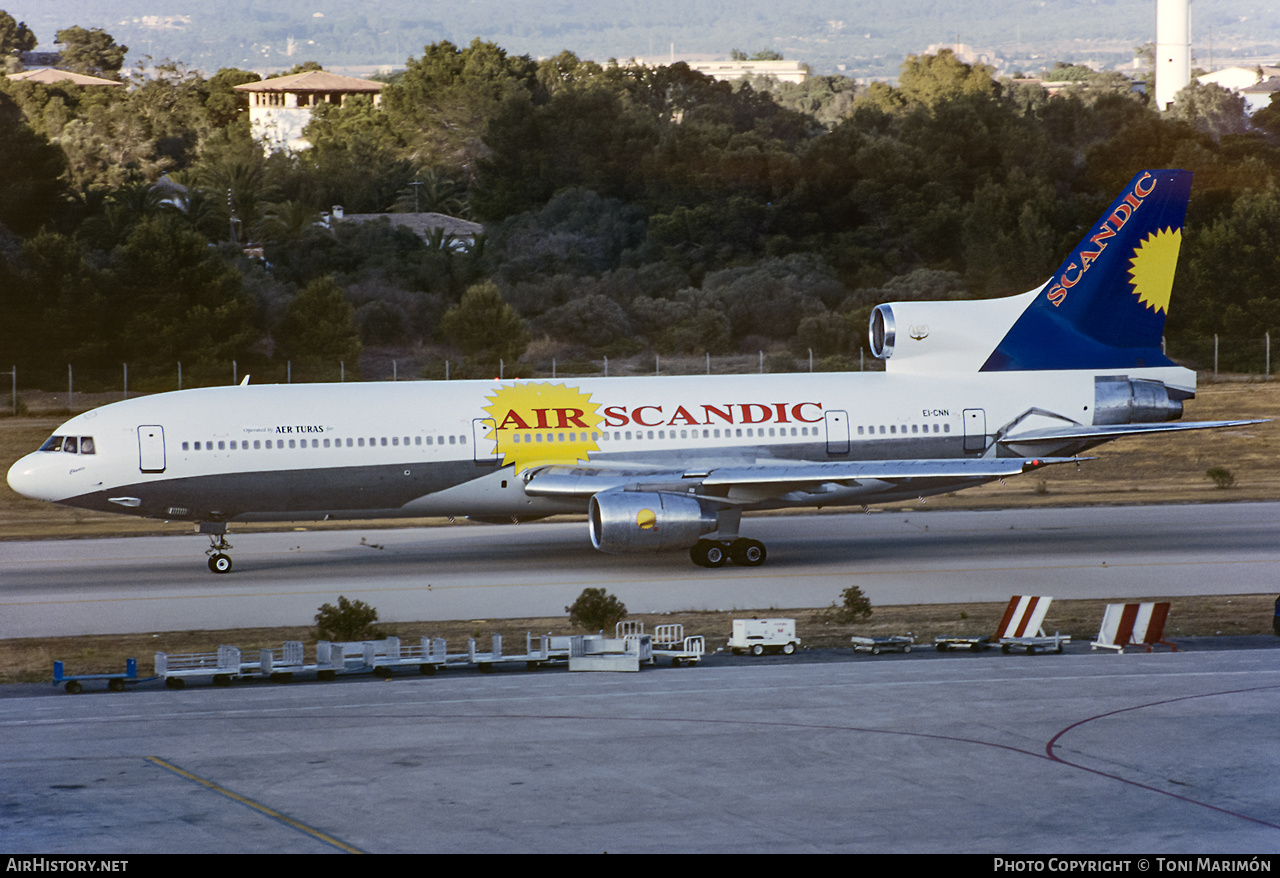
637 508 657 530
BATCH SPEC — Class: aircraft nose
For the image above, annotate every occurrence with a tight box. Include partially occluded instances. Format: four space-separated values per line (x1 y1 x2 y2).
6 453 67 502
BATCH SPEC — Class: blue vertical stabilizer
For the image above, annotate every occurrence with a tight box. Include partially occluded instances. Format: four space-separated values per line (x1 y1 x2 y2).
981 170 1192 371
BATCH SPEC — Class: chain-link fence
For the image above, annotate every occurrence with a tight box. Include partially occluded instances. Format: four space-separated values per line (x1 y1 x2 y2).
1166 334 1274 378
1 348 891 416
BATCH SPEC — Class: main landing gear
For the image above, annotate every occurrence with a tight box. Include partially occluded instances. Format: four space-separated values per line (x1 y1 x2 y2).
690 538 767 569
201 522 233 574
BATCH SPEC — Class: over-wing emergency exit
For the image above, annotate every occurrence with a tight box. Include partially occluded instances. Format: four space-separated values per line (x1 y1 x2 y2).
7 170 1261 573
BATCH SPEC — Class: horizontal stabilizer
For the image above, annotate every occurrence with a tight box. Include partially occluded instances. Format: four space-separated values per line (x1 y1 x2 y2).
1001 419 1267 449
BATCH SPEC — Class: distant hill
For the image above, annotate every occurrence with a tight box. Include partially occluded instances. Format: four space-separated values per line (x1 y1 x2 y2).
6 0 1279 79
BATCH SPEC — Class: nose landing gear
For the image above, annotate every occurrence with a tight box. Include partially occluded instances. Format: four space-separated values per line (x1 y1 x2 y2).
207 550 232 574
201 522 233 574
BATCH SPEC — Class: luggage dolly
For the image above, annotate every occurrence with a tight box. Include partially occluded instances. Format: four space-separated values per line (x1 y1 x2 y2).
53 658 156 694
850 635 915 655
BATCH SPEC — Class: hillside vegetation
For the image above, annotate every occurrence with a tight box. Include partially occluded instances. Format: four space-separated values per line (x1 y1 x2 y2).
2 24 1280 394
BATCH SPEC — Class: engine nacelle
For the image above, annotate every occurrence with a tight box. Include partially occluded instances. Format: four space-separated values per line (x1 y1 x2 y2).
1093 378 1183 424
588 491 719 554
867 293 1036 372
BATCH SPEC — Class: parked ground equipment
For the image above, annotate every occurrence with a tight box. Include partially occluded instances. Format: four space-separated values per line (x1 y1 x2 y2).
53 658 156 694
728 618 800 656
935 596 1069 654
850 635 915 655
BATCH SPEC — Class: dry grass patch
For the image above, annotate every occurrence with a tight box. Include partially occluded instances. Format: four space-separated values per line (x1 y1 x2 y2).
6 595 1274 685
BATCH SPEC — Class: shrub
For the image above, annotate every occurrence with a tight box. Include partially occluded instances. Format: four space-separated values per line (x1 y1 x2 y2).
1205 466 1235 489
315 595 379 641
566 587 627 632
831 584 873 623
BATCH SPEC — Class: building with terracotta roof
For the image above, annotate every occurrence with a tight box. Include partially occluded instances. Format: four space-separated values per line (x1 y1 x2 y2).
6 68 123 87
234 70 383 153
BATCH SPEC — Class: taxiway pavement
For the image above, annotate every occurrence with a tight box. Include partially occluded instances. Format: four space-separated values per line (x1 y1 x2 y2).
1 646 1277 853
2 502 1277 638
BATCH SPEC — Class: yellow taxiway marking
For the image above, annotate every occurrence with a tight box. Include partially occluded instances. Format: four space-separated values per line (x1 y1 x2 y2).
146 756 365 854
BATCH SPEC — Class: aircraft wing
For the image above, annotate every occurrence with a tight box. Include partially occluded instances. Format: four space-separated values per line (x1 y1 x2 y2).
999 419 1269 454
523 457 1078 501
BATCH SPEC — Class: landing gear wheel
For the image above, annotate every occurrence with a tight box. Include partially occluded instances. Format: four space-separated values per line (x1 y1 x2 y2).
208 553 232 574
729 538 767 567
690 539 730 568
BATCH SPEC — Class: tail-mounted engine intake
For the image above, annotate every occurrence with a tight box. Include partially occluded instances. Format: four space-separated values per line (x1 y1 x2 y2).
588 491 719 554
868 304 896 359
1093 377 1183 424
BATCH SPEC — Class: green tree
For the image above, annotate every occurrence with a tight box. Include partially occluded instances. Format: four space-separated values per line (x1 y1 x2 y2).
438 281 529 364
0 92 65 234
303 96 412 213
203 68 260 128
1168 80 1249 141
831 584 873 623
385 39 538 169
0 10 37 60
274 276 362 374
565 587 627 632
897 49 1000 107
54 26 128 79
315 595 379 641
1253 92 1280 144
103 216 257 371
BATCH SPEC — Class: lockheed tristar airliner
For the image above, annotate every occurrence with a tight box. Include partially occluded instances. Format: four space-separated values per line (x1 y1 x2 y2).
8 170 1259 573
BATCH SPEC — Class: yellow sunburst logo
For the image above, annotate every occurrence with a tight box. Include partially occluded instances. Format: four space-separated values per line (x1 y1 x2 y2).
1128 227 1182 314
481 382 602 473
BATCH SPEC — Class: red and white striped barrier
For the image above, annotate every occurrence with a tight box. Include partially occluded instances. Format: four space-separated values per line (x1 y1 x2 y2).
1091 602 1177 653
996 595 1052 638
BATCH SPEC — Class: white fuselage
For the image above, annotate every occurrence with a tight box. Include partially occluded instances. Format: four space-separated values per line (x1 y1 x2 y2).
7 366 1185 526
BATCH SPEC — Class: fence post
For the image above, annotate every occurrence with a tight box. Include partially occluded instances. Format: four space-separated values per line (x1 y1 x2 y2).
123 363 128 400
655 354 660 376
759 350 764 373
552 357 556 378
340 361 345 382
68 364 72 411
445 360 449 380
603 356 608 377
9 366 14 416
233 360 237 385
809 348 813 372
706 352 710 375
393 360 398 381
499 359 504 380
1213 334 1218 380
1267 332 1271 380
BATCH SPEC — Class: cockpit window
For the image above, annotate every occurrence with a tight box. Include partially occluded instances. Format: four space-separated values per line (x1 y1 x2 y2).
38 435 95 454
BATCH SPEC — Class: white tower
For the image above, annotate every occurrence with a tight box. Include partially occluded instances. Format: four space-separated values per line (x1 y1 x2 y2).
1155 0 1191 110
